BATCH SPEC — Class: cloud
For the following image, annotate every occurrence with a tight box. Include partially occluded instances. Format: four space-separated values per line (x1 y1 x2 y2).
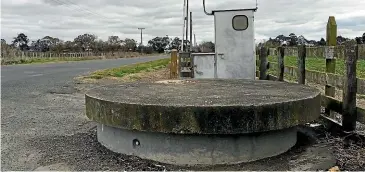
1 0 365 45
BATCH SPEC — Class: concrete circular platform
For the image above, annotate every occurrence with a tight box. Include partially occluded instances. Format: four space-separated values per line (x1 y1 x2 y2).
85 79 321 165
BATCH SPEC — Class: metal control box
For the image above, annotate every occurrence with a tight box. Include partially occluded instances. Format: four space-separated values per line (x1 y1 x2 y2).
191 1 257 80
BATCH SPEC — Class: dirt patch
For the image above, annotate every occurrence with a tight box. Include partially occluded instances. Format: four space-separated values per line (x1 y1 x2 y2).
25 125 336 171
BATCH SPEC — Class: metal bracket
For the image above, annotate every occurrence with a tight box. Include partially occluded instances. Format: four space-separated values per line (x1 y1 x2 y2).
325 46 335 60
217 53 225 59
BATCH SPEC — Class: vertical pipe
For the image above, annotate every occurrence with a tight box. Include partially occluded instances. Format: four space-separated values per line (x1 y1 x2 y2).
185 0 189 52
182 0 186 52
194 34 196 47
190 12 193 52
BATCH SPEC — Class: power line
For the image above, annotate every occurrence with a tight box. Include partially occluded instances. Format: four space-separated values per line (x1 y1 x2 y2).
58 0 111 20
48 0 112 21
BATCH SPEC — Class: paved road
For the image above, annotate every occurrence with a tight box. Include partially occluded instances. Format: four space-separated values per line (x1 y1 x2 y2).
1 56 167 171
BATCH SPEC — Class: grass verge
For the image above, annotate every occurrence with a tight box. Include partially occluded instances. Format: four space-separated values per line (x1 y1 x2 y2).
1 56 103 65
86 58 170 79
1 53 162 65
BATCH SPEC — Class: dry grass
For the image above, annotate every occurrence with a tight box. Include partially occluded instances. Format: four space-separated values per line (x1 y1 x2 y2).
1 52 161 65
76 58 170 84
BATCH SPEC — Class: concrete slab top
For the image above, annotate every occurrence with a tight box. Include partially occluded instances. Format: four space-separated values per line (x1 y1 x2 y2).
87 79 319 107
85 79 321 134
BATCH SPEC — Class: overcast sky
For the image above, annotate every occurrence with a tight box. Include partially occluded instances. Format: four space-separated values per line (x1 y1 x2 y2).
1 0 365 44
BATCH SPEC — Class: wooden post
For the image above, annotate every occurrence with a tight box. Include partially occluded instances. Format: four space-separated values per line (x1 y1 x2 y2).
298 45 306 84
259 47 268 80
325 16 337 118
277 47 285 81
342 44 358 131
170 49 178 79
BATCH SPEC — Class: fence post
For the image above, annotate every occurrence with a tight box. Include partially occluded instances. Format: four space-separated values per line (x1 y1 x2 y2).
298 45 306 84
259 47 268 80
277 47 285 81
170 49 178 79
325 16 337 118
342 44 358 131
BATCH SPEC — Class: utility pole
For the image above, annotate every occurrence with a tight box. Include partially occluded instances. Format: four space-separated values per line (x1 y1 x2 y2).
138 28 145 53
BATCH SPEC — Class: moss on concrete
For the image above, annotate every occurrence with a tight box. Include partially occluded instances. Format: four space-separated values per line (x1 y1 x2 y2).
85 79 321 134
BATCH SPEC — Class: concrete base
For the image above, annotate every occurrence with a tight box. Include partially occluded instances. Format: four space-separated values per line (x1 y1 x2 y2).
97 124 297 165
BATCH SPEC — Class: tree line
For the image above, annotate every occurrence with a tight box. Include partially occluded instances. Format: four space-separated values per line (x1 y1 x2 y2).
259 32 365 48
5 32 361 55
1 33 216 54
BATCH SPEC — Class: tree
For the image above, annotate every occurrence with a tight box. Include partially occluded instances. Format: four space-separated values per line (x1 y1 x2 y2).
199 41 215 52
123 38 137 51
362 33 365 44
318 38 326 46
12 33 29 51
289 33 298 46
107 36 122 53
1 39 12 57
337 36 350 45
73 33 97 51
355 37 363 44
30 39 49 52
263 37 281 48
93 39 107 52
148 36 170 53
137 45 153 54
170 37 182 50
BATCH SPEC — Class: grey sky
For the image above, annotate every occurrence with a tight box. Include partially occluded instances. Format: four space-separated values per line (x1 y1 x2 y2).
1 0 364 44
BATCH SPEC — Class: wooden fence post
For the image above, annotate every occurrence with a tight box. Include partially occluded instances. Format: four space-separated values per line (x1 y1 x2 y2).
277 47 285 81
298 45 306 84
259 47 268 80
170 49 178 79
342 44 358 131
325 16 337 118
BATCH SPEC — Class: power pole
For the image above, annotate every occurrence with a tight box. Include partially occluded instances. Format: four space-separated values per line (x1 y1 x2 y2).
138 28 145 53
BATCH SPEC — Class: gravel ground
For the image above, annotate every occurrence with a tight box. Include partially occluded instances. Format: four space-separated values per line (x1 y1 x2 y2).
2 62 364 171
71 67 364 171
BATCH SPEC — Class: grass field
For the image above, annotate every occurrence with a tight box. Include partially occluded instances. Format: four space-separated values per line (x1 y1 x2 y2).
87 58 170 79
266 56 365 79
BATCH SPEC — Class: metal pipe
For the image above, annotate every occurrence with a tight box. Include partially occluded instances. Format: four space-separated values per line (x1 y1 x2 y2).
190 12 193 52
182 0 186 52
185 0 189 52
202 0 213 15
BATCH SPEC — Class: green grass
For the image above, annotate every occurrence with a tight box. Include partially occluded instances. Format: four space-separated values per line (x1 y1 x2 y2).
266 56 365 79
88 58 170 79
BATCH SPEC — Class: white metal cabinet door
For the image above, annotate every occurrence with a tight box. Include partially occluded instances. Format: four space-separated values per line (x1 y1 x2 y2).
193 54 216 79
214 10 256 79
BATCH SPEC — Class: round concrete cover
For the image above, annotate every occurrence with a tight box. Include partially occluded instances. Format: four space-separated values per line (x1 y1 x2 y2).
85 79 321 134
